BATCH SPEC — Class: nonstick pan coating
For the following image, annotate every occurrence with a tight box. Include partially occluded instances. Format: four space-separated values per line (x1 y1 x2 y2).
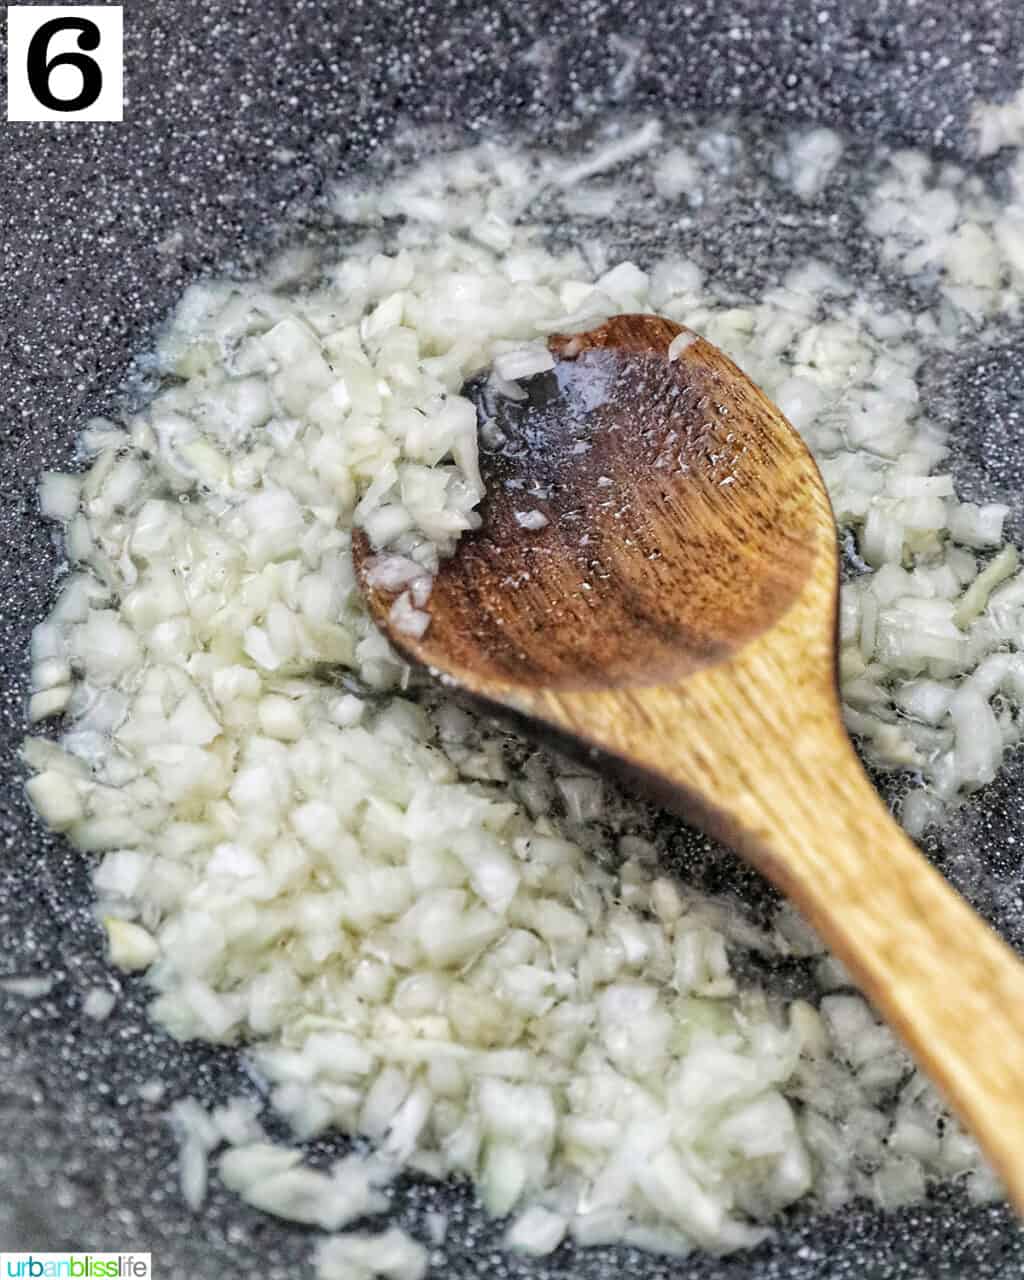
3 1 1024 1275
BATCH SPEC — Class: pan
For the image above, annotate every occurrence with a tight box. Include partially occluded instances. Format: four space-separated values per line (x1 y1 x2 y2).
2 1 1024 1275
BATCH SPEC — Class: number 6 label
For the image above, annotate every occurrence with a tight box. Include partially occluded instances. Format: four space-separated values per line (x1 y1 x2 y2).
7 6 123 121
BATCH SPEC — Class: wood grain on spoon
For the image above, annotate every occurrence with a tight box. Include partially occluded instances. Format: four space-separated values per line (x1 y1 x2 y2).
354 313 1024 1209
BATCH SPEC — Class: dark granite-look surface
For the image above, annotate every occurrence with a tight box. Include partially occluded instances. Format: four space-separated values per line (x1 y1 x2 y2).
2 2 1024 1275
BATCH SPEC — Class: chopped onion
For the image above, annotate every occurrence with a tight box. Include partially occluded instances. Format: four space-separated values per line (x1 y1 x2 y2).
493 346 555 382
0 975 54 999
505 1205 568 1255
389 592 431 638
103 918 159 971
22 117 1014 1264
667 331 698 362
82 986 117 1021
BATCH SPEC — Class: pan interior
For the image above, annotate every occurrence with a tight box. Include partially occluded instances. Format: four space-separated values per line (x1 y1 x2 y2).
4 4 1024 1278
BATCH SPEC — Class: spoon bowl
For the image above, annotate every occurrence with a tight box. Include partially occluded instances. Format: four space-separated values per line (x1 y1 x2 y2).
370 315 832 691
355 313 1024 1211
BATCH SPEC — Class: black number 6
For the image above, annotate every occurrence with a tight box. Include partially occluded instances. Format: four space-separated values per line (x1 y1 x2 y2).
27 17 103 113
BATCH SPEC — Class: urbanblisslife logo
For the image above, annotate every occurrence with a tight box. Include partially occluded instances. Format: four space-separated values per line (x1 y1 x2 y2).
0 1258 150 1279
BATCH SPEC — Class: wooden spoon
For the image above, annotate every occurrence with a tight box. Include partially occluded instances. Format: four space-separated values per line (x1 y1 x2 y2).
354 313 1024 1209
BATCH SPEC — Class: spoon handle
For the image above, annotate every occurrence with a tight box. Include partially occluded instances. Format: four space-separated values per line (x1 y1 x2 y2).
727 722 1024 1211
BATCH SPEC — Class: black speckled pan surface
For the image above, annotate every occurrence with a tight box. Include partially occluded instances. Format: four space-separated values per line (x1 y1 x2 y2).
3 1 1024 1275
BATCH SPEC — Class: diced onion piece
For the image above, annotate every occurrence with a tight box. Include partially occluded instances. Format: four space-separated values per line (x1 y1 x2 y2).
953 545 1018 628
505 1205 568 1255
493 347 555 382
667 331 698 362
25 769 82 829
39 471 81 521
103 918 159 972
389 592 431 638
